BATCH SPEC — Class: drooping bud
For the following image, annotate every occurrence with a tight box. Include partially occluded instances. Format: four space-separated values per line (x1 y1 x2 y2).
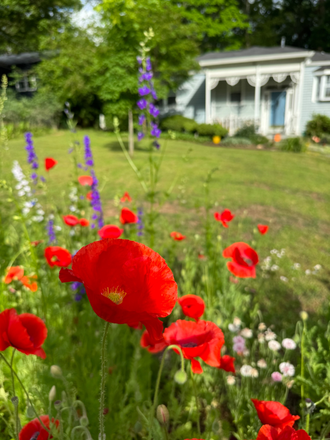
49 386 56 402
80 415 89 427
174 369 187 384
156 404 169 426
11 396 19 407
50 365 63 378
54 400 62 410
26 405 35 418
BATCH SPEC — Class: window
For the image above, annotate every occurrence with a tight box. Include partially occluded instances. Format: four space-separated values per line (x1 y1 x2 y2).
231 92 241 103
15 74 37 93
167 96 176 105
321 75 330 100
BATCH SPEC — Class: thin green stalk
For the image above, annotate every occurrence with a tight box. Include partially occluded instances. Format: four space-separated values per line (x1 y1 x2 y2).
10 349 19 440
0 353 50 433
162 424 170 440
191 370 201 435
305 413 310 434
99 322 110 440
71 425 92 439
301 320 306 413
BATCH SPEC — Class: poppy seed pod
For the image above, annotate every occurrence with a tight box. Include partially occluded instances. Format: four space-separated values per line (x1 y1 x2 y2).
54 400 62 410
50 365 63 378
49 385 56 402
157 405 169 425
11 396 18 407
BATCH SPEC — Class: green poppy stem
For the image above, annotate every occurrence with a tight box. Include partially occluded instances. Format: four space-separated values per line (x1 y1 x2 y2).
99 322 110 440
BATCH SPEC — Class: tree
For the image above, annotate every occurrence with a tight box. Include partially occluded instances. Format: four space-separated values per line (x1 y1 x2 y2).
0 0 82 53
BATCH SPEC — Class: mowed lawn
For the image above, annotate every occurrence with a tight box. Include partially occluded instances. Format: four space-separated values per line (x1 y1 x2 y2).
3 129 330 311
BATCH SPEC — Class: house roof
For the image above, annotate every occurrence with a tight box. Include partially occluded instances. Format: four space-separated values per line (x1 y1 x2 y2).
311 51 330 62
0 52 40 67
198 46 309 62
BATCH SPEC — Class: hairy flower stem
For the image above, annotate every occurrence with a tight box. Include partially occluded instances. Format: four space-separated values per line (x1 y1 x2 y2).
10 349 19 440
150 345 185 439
191 370 201 435
301 320 306 419
99 322 110 440
0 353 50 433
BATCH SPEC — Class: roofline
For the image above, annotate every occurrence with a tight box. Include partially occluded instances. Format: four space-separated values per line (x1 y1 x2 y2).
199 51 315 67
314 69 330 76
310 61 330 66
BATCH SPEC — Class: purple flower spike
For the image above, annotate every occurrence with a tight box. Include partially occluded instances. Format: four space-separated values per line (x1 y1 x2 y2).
84 135 94 167
137 99 147 110
138 132 145 142
153 141 160 150
46 218 56 244
138 85 151 96
151 90 158 100
137 56 142 65
138 114 146 126
139 72 153 82
151 122 161 138
25 132 39 184
137 208 144 236
146 57 152 71
149 103 159 118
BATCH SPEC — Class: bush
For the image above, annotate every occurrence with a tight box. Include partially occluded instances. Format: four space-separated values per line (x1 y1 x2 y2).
306 114 330 137
234 123 269 145
221 137 252 146
160 115 198 133
195 123 228 138
280 137 306 153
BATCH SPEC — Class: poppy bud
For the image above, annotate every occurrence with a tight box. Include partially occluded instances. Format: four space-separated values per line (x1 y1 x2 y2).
300 311 308 321
174 369 187 384
51 365 63 378
26 404 35 418
156 405 169 426
11 396 18 407
134 421 142 433
80 415 89 427
54 400 62 410
49 386 56 402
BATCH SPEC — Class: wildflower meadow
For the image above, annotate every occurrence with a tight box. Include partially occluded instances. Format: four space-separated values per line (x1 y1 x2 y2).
0 36 330 440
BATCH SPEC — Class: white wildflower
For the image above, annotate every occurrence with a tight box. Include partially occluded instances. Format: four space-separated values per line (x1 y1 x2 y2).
228 323 240 333
265 330 277 341
280 276 288 282
257 359 267 369
268 340 281 351
233 317 241 327
314 264 322 271
241 328 253 338
227 376 236 385
271 265 279 271
250 368 259 378
279 362 295 377
293 263 300 270
282 338 297 350
240 365 252 377
305 269 311 275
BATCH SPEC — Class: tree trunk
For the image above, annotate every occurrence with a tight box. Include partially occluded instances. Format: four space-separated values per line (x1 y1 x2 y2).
128 109 134 157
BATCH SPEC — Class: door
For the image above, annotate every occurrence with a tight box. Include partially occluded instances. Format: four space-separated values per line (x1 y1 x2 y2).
270 91 286 127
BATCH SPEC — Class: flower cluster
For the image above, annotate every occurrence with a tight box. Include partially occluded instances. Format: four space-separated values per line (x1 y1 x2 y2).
25 132 43 184
46 217 57 244
137 208 144 236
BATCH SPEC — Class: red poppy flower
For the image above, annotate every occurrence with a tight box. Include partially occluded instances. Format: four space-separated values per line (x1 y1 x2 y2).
62 215 79 226
251 399 300 429
163 319 225 374
170 231 186 241
59 239 177 342
178 294 205 321
198 254 206 260
120 208 138 224
128 321 143 330
45 247 72 268
19 415 59 440
0 308 47 358
257 425 310 440
86 191 92 201
258 225 269 235
214 209 235 228
98 225 124 239
21 275 38 292
78 175 93 186
45 157 57 171
219 354 235 373
121 192 132 203
79 218 89 227
223 242 259 278
31 240 43 247
4 266 24 284
140 330 167 353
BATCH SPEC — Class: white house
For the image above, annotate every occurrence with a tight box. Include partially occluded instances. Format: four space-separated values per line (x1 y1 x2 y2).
161 46 330 136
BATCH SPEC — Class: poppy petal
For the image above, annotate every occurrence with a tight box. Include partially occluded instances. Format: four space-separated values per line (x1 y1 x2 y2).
191 358 203 374
142 318 164 343
227 261 256 278
59 268 82 283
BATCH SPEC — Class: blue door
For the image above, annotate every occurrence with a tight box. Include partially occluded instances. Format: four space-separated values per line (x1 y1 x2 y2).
270 91 286 126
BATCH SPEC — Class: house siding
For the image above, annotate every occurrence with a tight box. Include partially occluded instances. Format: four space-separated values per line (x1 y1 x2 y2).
175 73 206 123
300 66 330 134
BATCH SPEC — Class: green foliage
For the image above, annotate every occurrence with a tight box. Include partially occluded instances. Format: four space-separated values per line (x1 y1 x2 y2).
221 136 252 145
160 115 198 133
306 114 330 137
280 137 306 153
234 124 269 145
195 123 228 138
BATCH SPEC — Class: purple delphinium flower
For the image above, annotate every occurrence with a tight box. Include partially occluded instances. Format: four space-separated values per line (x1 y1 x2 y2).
137 99 147 110
138 132 145 142
138 114 146 125
90 169 104 229
25 132 39 184
71 281 86 301
137 208 144 237
151 89 158 100
151 122 161 138
146 57 152 71
137 56 142 65
149 103 159 118
46 219 56 244
153 141 160 150
138 85 151 96
139 72 153 82
84 135 94 167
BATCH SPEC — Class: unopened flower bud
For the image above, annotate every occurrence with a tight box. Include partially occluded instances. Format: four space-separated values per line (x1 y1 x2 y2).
11 396 19 407
49 386 56 402
80 415 89 427
50 365 62 378
54 400 62 410
300 311 308 321
174 369 187 384
157 405 169 425
26 405 35 418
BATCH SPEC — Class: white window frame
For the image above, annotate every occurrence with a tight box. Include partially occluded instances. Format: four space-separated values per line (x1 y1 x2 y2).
15 74 37 93
320 74 330 101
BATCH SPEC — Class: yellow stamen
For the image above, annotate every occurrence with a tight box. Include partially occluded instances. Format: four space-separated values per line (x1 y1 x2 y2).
101 287 127 305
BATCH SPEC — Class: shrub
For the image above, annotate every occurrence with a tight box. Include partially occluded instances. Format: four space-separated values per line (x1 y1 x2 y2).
234 123 269 145
195 123 228 138
221 137 252 146
306 114 330 137
160 115 198 133
280 137 306 153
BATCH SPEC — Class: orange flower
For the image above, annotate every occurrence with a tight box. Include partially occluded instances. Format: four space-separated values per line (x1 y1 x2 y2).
78 175 93 186
120 192 132 203
21 276 38 292
79 218 89 227
4 267 24 284
170 231 186 241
